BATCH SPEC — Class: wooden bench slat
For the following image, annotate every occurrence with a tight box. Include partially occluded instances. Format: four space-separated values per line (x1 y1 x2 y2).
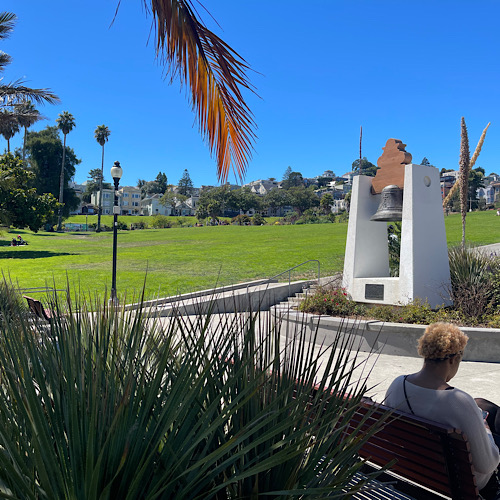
340 400 481 499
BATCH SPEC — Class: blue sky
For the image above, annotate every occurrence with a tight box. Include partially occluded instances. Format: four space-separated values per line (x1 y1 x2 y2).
2 0 500 188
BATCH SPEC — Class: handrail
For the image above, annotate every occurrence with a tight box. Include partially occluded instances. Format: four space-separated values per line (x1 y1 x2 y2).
247 259 320 298
15 287 66 295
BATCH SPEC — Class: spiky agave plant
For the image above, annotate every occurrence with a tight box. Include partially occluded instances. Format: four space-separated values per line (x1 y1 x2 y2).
0 289 390 499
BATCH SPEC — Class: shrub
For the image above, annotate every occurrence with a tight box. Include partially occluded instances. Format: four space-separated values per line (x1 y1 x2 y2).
282 211 299 224
336 210 349 223
231 214 251 225
151 215 171 228
132 220 148 229
0 290 389 498
300 286 367 316
251 213 265 225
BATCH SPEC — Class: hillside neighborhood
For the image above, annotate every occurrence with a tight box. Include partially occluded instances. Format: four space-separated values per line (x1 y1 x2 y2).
69 165 500 219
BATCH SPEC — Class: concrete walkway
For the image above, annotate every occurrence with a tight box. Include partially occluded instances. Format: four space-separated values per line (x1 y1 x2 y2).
358 351 500 403
160 310 500 405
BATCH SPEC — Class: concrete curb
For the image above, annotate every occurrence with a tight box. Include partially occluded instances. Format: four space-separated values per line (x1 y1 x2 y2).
273 309 500 363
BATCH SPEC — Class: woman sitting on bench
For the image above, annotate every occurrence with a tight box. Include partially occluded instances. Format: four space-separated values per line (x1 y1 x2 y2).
385 322 500 497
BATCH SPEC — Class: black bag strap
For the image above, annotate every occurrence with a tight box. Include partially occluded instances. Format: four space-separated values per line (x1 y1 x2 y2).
403 375 415 415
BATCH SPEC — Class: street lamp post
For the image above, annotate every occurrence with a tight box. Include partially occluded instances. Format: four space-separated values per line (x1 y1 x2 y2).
110 160 123 304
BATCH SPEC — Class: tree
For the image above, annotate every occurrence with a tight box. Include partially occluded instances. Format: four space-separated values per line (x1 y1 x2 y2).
352 157 378 177
0 109 19 152
287 185 319 215
475 166 485 176
177 169 193 196
196 185 232 221
94 124 111 232
84 168 111 203
317 176 333 188
229 187 261 213
263 188 289 215
468 168 485 210
320 192 334 214
282 166 292 181
15 101 44 161
160 189 187 214
420 157 431 166
25 126 80 218
282 171 304 190
56 111 75 230
155 172 168 193
0 153 58 231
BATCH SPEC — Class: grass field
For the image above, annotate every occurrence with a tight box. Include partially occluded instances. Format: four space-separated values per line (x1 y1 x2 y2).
3 210 499 300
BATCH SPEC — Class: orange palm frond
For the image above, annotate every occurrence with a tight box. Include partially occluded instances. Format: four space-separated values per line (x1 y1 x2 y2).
142 0 257 183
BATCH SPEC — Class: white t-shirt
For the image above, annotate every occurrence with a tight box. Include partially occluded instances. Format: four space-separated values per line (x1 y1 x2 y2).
385 375 500 490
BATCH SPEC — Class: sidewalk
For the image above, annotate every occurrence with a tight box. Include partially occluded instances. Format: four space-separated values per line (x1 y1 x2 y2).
358 351 500 403
169 311 500 404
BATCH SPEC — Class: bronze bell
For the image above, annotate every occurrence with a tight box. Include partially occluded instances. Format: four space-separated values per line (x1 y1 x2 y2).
370 184 403 222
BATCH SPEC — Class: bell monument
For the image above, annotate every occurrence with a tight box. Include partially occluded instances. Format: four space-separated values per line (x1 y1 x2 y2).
342 139 452 308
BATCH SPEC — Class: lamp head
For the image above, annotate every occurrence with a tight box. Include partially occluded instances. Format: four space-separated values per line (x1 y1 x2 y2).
110 161 123 181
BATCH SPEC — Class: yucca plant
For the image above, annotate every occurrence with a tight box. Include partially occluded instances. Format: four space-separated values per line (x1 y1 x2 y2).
0 288 390 499
448 244 498 318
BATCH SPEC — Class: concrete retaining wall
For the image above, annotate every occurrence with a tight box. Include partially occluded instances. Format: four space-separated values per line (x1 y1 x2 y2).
277 311 500 363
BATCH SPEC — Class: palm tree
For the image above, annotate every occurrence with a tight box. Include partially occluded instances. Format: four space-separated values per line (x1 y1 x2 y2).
15 101 45 160
94 125 111 232
0 109 19 152
0 12 59 107
56 111 75 231
121 1 256 183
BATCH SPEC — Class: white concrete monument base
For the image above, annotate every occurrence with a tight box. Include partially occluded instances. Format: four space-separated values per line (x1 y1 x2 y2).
343 164 452 308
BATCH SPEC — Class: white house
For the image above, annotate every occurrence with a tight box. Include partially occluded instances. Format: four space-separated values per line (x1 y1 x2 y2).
141 194 172 216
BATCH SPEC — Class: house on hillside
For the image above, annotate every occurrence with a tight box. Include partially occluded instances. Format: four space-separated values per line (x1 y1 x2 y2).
243 179 278 195
141 194 172 216
490 182 500 203
440 171 458 200
174 200 195 216
91 188 113 215
92 186 141 215
69 182 87 215
120 186 141 215
476 185 495 205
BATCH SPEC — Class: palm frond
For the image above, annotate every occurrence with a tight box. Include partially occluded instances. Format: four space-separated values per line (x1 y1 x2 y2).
0 52 12 72
0 12 16 42
142 0 257 183
12 102 45 128
0 80 60 106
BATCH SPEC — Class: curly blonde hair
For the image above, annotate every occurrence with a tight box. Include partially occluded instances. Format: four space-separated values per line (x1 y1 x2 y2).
417 322 468 360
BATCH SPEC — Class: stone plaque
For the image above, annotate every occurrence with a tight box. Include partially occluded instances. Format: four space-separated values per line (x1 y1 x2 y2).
365 284 384 301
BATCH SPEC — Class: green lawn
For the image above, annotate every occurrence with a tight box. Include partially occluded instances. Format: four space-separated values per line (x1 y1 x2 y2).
4 210 499 300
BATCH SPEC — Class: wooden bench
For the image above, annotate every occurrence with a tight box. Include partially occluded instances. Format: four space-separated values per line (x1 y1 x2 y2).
346 400 481 499
23 296 53 322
